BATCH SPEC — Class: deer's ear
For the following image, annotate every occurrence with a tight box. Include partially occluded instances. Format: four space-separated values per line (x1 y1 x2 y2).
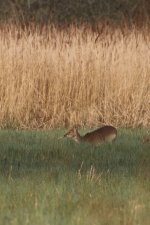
73 124 80 129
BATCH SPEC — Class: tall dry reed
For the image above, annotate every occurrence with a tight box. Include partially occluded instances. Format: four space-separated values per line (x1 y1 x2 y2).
0 25 149 129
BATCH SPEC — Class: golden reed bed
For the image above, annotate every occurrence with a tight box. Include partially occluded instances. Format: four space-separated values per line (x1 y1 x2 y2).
0 25 149 129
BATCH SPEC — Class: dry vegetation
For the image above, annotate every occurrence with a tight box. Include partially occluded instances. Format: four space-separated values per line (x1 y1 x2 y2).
0 24 149 129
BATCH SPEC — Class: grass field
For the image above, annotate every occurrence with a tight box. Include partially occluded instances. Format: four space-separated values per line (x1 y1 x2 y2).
0 128 149 225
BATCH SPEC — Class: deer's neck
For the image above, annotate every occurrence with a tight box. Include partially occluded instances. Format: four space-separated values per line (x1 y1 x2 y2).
74 130 83 143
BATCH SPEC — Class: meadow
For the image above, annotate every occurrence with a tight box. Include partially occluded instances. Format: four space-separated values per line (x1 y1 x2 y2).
0 24 149 129
0 22 149 225
0 128 149 225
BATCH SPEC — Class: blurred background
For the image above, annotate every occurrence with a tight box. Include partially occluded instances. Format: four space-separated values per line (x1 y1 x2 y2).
0 0 149 27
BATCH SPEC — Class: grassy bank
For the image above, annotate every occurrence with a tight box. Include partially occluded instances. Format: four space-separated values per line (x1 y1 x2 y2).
0 128 149 225
0 25 149 129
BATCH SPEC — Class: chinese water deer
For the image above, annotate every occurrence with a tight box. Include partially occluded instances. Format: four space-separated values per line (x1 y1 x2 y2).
64 125 117 145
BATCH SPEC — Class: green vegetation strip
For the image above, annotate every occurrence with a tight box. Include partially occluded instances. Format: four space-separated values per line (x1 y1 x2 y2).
0 129 149 225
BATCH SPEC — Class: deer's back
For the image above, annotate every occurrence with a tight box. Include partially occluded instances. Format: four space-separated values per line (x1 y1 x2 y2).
83 125 117 144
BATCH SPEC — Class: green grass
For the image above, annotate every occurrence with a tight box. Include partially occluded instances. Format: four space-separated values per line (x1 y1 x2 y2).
0 128 149 225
